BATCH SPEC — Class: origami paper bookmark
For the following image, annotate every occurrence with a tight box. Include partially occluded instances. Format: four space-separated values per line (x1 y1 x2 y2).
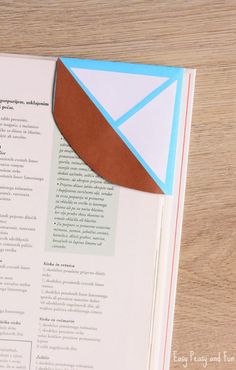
53 57 184 194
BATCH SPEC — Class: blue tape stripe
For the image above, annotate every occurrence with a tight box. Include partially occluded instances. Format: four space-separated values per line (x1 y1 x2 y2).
115 77 177 127
60 57 183 78
164 72 184 194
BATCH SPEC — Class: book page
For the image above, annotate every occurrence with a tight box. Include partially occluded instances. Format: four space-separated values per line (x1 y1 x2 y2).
149 69 196 370
0 55 163 370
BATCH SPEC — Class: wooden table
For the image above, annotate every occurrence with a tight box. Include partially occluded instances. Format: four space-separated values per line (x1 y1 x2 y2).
0 1 235 369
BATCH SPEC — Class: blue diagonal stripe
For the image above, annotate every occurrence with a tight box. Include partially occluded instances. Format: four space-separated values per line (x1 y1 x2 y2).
115 77 177 127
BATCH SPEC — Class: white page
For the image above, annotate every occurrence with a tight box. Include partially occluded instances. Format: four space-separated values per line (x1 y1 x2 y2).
0 55 163 370
149 69 196 370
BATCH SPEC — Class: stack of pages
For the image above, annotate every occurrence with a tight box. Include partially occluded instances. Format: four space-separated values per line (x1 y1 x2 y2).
0 54 195 370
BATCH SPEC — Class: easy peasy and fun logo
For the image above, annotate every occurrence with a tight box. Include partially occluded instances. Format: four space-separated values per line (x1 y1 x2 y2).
173 351 235 368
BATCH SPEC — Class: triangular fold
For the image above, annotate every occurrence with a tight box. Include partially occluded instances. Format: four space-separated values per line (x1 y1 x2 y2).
119 81 177 184
53 59 163 194
70 67 168 121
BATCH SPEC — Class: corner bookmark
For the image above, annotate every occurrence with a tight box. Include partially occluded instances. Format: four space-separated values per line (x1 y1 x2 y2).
53 57 184 194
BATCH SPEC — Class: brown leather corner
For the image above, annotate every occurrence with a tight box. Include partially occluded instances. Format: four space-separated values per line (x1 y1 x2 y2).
53 59 163 194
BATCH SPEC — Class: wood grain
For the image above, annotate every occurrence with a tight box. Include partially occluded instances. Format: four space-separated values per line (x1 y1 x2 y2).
0 1 236 369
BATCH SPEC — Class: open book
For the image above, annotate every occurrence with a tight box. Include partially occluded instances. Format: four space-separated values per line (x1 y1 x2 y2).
0 54 195 370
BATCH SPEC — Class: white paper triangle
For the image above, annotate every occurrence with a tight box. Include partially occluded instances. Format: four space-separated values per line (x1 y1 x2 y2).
71 67 168 121
119 81 177 184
